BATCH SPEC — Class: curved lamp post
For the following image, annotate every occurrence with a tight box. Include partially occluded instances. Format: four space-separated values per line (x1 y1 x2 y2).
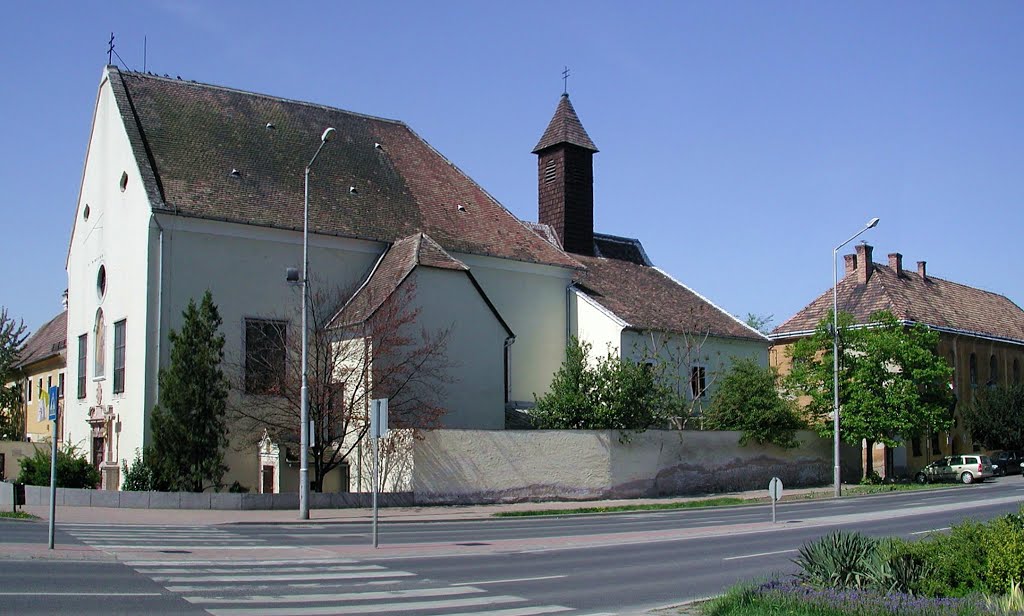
299 127 336 519
832 216 879 497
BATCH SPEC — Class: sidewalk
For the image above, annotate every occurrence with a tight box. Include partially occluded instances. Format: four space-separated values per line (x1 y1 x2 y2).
17 486 836 525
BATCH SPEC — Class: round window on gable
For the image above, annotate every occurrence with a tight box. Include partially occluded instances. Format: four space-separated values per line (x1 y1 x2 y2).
83 204 91 221
97 265 107 301
119 171 129 192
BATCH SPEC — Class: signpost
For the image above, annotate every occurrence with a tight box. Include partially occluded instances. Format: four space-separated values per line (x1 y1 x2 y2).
47 385 59 549
768 477 783 524
370 398 388 548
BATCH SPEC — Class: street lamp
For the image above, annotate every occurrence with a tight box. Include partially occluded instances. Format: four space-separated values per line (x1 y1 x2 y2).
832 217 879 497
299 127 335 519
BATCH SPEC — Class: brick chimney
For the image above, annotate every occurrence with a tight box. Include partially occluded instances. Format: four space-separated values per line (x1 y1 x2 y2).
534 94 599 256
917 261 927 281
844 254 857 277
888 252 903 277
854 243 874 284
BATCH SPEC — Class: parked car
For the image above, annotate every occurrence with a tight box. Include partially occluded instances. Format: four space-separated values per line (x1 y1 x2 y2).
914 455 994 484
990 450 1024 476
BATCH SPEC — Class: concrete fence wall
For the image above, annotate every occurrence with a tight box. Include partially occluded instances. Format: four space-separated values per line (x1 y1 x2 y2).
413 429 862 504
0 482 414 510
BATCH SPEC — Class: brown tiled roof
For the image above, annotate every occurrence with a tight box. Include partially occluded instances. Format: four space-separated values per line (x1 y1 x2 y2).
17 311 67 369
772 261 1024 344
329 234 466 329
532 94 598 154
571 238 766 341
107 67 579 270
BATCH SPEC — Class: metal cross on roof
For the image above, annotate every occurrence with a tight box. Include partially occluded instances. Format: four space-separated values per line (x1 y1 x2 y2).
562 66 571 95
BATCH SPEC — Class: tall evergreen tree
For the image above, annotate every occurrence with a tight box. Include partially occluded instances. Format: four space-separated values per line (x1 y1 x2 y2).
0 307 28 440
149 291 229 492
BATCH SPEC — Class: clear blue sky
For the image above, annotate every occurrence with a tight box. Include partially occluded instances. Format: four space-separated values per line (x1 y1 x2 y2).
4 2 1023 335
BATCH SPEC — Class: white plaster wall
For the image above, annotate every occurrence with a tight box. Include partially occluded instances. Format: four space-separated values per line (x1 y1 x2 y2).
622 331 768 402
414 429 862 504
570 290 624 365
458 254 574 404
408 268 508 428
158 218 382 488
66 71 159 477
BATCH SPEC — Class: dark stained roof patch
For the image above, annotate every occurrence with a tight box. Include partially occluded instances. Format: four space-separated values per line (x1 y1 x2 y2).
106 67 579 271
772 258 1024 344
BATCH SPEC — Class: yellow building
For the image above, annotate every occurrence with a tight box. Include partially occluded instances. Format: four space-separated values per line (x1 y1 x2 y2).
15 309 67 445
771 244 1024 479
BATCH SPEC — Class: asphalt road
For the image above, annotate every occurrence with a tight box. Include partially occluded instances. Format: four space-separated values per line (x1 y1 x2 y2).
2 479 1023 615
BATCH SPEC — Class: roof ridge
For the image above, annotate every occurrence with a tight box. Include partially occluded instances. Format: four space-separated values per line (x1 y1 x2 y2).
117 67 409 128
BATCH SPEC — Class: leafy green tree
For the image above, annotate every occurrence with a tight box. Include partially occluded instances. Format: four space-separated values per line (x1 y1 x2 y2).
705 358 805 448
149 291 230 492
0 307 28 440
533 337 671 438
964 385 1024 451
531 337 596 429
743 313 774 335
121 449 157 491
787 310 953 477
18 442 100 488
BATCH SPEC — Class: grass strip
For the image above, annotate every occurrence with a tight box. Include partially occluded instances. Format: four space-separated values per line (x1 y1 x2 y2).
0 511 38 520
494 482 959 517
494 497 749 517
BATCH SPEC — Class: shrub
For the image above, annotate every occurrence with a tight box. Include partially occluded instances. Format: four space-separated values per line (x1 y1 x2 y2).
18 442 100 489
904 519 993 597
985 515 1024 592
121 449 158 491
705 358 805 449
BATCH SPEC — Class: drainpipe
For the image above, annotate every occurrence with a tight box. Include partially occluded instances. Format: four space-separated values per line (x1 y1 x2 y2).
503 336 516 405
152 216 165 412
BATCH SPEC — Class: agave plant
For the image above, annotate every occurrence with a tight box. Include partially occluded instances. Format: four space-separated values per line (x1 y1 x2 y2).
794 530 880 590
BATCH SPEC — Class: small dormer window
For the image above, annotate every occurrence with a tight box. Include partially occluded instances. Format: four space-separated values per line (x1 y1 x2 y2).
119 171 129 192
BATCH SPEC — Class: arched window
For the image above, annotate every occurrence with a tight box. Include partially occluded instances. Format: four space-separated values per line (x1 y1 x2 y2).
990 354 998 387
93 308 106 378
948 351 956 390
969 353 977 388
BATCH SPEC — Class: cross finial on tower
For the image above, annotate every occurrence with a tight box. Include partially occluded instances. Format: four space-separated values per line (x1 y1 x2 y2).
108 32 115 65
562 66 571 95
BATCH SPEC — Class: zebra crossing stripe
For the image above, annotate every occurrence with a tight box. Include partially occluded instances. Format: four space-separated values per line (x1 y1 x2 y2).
184 585 484 604
205 594 525 616
440 608 575 616
137 564 386 575
127 558 359 566
152 570 415 583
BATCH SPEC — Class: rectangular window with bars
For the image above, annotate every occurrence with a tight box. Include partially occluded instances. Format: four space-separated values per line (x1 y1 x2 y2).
77 334 87 399
690 366 707 399
244 319 287 395
113 320 126 394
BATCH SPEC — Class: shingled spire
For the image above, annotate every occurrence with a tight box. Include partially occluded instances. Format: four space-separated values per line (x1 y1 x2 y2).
534 94 598 256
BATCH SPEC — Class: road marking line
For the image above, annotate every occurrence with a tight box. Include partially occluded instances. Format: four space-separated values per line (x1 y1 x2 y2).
452 574 567 586
141 565 384 574
128 558 359 567
442 607 574 616
911 527 950 535
94 545 296 550
153 571 415 583
723 549 797 561
206 594 524 615
185 586 483 604
0 592 162 597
